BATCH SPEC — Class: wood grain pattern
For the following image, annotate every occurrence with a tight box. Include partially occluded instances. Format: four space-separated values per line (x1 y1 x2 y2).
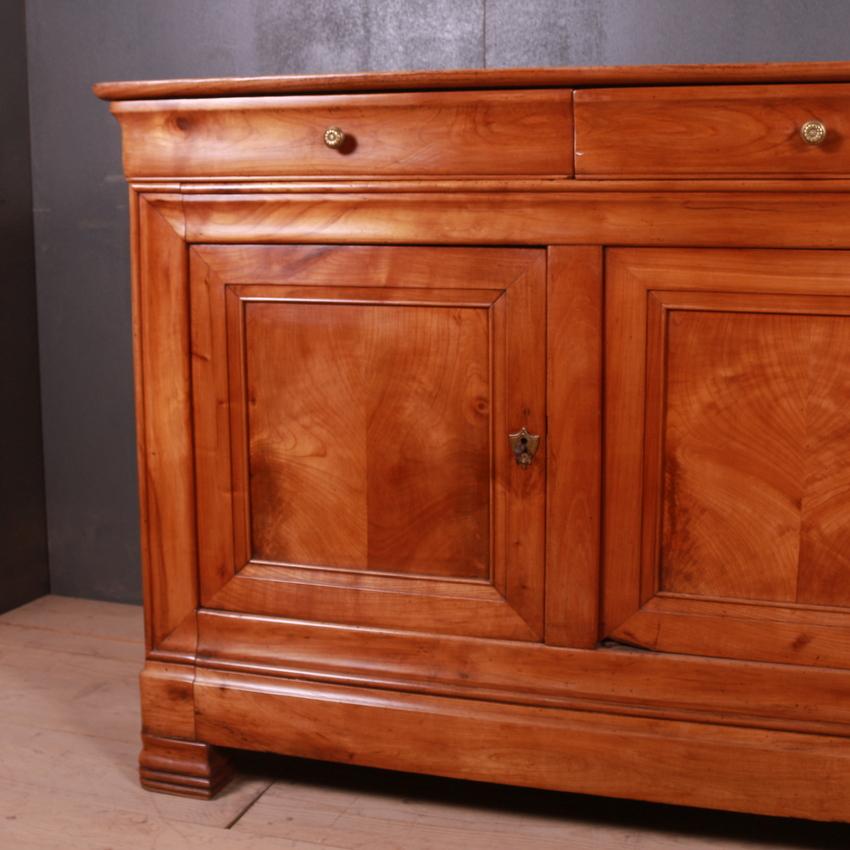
502 261 547 637
575 83 850 177
612 595 850 670
244 300 367 569
243 300 491 578
92 60 850 101
196 609 850 737
137 196 197 661
545 247 602 647
602 251 648 635
111 90 573 179
189 242 544 288
180 190 850 249
797 318 850 605
208 570 539 641
667 311 786 598
190 245 546 639
662 309 834 602
128 187 151 650
605 248 850 668
139 661 195 740
140 734 234 800
195 668 850 822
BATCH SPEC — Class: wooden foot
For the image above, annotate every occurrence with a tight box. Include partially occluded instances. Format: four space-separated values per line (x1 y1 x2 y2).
139 733 234 799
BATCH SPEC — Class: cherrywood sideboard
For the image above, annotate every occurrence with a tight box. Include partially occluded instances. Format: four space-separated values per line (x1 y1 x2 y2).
96 62 850 821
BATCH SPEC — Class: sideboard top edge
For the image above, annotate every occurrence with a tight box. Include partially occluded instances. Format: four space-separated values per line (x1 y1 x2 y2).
93 60 850 102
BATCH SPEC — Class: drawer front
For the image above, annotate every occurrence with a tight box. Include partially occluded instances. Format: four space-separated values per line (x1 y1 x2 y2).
575 83 850 177
114 89 573 178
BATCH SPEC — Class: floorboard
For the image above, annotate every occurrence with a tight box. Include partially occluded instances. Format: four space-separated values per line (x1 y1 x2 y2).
2 594 850 849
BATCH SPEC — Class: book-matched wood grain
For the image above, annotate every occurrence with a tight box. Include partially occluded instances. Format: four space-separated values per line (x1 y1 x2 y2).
243 299 491 578
605 248 850 667
661 302 850 605
190 245 546 640
661 309 807 602
111 90 573 179
576 83 850 177
232 286 497 580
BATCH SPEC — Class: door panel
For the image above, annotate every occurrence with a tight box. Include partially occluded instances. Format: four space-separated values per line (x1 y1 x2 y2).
191 245 545 640
605 248 850 667
661 307 850 604
240 297 491 579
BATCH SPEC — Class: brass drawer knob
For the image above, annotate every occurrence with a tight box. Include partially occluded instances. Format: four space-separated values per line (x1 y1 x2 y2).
323 126 346 149
800 119 827 145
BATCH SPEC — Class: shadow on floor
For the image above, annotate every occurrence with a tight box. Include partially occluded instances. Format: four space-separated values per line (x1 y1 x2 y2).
232 750 850 849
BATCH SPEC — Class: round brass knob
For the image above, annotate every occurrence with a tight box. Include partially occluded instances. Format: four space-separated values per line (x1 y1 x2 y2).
323 126 346 149
800 119 827 145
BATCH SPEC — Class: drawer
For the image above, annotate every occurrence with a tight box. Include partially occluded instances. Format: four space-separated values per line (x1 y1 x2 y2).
113 89 573 179
575 83 850 177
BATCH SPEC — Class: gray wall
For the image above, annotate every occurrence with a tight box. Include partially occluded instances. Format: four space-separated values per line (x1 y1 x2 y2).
24 0 850 604
1 0 48 613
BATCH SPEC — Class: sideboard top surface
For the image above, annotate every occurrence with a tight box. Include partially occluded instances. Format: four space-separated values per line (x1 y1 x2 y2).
93 60 850 102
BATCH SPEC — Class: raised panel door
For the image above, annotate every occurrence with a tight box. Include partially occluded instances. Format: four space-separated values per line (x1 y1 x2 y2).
191 245 546 640
605 248 850 667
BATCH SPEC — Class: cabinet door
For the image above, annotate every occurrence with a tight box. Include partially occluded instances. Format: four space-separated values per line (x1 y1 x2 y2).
605 248 850 667
191 245 545 640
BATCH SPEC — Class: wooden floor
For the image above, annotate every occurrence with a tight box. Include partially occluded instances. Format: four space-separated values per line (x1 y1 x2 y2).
2 597 850 850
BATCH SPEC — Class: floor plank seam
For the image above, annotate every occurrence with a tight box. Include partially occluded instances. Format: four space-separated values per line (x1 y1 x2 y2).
6 719 138 746
0 622 141 644
223 779 276 829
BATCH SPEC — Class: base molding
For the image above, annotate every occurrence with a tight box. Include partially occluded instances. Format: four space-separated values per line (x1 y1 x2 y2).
137 662 850 820
196 609 850 737
139 733 234 799
193 667 850 821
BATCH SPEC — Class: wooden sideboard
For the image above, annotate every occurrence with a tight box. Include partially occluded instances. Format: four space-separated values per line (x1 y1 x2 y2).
95 62 850 821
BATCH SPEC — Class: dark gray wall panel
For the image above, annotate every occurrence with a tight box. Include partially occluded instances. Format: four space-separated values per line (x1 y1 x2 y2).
1 0 48 613
486 0 850 67
24 0 484 603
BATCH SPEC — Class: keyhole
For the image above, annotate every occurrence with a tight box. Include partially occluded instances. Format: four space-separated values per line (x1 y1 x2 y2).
509 427 538 469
